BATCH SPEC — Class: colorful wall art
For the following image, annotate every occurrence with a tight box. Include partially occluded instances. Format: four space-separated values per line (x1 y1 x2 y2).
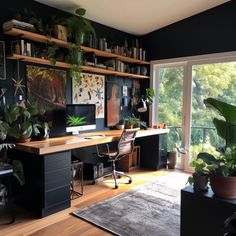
26 65 66 110
106 82 121 127
73 73 105 118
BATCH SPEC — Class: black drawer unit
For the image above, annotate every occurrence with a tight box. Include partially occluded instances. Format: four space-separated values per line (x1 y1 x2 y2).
136 133 167 170
10 150 71 218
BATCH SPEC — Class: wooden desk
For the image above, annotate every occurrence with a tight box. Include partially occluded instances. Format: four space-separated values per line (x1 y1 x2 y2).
15 129 169 155
11 129 168 217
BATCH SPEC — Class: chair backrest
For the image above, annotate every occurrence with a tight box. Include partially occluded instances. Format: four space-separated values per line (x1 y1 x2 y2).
117 128 139 158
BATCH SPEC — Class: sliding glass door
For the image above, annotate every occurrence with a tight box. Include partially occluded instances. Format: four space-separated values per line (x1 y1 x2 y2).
153 64 185 169
189 61 236 163
152 52 236 171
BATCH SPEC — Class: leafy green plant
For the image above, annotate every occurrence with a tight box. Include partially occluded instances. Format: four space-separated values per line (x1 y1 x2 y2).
46 42 59 66
2 102 48 141
124 116 140 129
197 98 236 177
187 159 209 185
67 115 86 126
61 8 95 84
146 88 155 106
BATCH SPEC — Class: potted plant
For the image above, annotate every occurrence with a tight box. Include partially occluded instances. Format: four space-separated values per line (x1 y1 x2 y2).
124 116 140 129
2 102 49 142
167 130 186 169
187 158 209 191
197 98 236 199
61 8 95 84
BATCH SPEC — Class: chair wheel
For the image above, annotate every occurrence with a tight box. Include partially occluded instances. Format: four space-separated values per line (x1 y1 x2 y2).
128 179 132 184
118 175 121 179
115 185 118 189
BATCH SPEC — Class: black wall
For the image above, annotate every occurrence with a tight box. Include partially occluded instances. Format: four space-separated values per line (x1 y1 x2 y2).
142 1 236 60
0 0 144 136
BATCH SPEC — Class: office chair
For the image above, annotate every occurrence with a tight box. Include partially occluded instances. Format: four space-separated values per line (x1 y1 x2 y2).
96 128 139 189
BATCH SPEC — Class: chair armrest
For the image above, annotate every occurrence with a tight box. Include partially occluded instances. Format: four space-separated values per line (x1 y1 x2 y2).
96 143 111 157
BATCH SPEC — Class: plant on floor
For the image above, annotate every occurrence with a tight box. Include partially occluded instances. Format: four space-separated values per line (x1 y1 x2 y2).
167 130 187 169
196 98 236 198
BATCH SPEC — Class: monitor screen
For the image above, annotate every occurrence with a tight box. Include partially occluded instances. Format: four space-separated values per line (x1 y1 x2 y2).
66 104 96 134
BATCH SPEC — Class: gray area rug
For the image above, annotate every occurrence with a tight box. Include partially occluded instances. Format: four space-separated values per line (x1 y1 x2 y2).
73 172 187 236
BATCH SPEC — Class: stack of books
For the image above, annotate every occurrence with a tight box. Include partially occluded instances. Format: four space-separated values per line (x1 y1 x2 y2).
3 19 36 32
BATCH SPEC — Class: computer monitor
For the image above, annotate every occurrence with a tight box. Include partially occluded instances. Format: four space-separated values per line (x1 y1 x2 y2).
66 104 96 135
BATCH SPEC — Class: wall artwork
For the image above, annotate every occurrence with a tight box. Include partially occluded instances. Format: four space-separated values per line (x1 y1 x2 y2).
0 41 6 80
73 73 105 118
26 65 66 110
106 82 121 127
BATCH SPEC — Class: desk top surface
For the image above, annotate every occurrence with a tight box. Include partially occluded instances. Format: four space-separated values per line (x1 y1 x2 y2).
15 128 169 155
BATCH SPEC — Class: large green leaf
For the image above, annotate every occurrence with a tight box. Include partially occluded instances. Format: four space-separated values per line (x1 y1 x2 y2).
204 98 236 124
197 152 218 164
4 105 19 124
213 118 236 146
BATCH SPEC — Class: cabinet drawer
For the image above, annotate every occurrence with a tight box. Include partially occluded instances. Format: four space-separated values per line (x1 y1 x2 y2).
44 151 71 172
45 185 70 207
45 167 71 191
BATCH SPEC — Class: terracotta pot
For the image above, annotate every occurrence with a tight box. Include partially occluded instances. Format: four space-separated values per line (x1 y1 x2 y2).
210 175 236 199
16 137 31 143
167 151 177 169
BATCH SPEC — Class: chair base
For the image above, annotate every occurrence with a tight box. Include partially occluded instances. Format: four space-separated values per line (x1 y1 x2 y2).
104 169 132 189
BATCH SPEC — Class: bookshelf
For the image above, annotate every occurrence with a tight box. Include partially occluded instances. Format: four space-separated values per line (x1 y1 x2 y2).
4 27 150 79
6 54 149 79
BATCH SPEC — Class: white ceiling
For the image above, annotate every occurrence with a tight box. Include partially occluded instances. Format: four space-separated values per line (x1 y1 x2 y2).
36 0 229 36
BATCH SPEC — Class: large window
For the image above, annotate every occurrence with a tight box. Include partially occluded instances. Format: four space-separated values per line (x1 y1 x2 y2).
152 52 236 171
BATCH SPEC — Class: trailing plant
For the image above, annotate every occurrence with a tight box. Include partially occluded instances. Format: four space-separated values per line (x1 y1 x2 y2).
61 8 95 84
46 42 59 66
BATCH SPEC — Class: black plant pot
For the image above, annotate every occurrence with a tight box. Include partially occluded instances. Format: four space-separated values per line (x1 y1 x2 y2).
193 173 208 192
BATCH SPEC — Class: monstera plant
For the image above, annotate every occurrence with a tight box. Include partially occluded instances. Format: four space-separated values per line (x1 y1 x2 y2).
196 98 236 199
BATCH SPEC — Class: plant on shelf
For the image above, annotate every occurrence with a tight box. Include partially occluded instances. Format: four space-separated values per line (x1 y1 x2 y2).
61 8 95 84
187 158 209 192
2 101 49 142
196 97 236 199
46 42 59 66
145 88 155 107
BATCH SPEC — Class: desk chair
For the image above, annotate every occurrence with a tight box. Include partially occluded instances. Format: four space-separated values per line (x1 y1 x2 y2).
96 128 139 189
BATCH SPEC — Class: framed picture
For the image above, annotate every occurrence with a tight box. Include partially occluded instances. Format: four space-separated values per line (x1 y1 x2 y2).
0 41 6 80
72 73 105 118
106 82 121 127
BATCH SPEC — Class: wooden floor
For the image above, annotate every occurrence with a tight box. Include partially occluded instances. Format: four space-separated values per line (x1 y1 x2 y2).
0 169 189 236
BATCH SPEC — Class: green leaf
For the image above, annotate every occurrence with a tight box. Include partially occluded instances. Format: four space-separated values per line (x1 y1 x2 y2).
204 98 236 124
75 8 86 16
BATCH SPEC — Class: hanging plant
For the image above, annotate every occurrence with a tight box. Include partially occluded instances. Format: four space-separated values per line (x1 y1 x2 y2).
62 8 95 84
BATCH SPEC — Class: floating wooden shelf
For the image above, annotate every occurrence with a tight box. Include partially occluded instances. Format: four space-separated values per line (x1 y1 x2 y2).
4 28 150 65
81 46 150 65
4 28 70 48
6 54 72 68
6 54 149 79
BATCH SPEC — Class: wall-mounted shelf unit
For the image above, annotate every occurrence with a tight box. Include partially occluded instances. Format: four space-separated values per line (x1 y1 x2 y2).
6 54 149 79
4 27 150 79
